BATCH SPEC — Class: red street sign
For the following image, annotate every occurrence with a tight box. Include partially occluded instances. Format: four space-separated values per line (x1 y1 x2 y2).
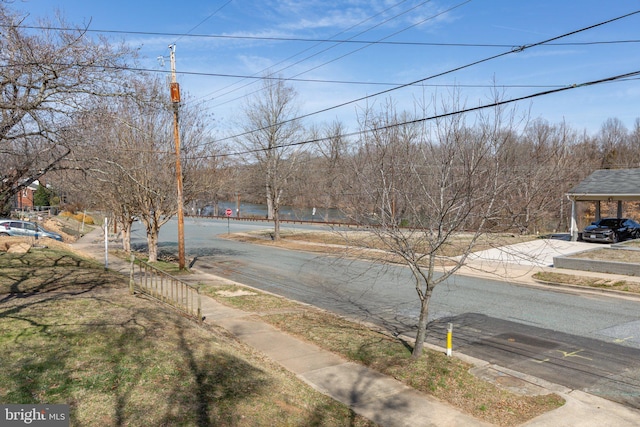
225 209 233 217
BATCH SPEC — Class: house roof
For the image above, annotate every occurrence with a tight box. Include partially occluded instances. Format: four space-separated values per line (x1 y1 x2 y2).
567 168 640 201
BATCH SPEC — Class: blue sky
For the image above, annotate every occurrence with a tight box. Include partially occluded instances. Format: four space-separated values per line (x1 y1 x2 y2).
12 0 640 136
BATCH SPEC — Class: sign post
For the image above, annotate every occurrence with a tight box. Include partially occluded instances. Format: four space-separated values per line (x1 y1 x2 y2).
104 217 108 269
225 208 232 234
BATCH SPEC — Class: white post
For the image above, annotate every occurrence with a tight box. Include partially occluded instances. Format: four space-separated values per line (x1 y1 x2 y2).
570 198 578 241
104 217 109 269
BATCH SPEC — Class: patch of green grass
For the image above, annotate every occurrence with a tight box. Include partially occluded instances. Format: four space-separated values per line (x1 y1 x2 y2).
200 284 300 312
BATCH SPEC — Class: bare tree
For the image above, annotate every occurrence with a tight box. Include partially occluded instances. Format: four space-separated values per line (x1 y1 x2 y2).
499 119 577 233
235 77 304 239
69 75 215 261
344 96 513 359
314 120 350 218
597 117 628 169
628 118 640 167
0 5 132 215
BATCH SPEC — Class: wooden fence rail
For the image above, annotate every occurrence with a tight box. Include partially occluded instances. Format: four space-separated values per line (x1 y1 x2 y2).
129 255 202 323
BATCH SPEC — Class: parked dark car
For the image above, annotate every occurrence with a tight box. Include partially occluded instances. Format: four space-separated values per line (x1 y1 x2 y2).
0 219 63 241
582 217 640 243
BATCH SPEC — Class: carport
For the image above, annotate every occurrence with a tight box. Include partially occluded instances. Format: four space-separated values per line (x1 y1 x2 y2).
567 168 640 241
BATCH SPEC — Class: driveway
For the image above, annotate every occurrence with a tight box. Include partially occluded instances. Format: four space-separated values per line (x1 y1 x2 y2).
466 235 597 267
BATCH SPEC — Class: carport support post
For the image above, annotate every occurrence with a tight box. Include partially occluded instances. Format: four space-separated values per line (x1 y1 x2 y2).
618 201 623 218
570 198 579 241
446 323 453 357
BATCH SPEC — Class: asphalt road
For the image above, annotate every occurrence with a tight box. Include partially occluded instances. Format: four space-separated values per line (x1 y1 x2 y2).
131 217 640 408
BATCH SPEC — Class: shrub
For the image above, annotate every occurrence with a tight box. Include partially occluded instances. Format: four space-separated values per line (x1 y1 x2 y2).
73 212 94 225
60 210 95 225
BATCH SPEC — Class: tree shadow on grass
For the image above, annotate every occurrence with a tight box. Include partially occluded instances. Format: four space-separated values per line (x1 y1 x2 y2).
1 295 273 425
158 328 271 427
0 248 378 426
0 251 116 305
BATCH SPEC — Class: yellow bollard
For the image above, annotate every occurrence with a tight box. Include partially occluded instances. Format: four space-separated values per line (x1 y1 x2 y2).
446 323 453 357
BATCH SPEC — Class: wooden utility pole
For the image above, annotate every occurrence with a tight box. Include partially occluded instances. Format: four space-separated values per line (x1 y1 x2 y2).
169 44 186 270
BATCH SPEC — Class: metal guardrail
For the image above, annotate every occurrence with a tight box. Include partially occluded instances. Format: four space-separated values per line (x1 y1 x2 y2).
128 255 202 323
187 214 361 228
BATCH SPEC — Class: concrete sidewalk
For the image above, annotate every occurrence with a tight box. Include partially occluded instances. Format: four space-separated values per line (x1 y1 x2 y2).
72 227 640 427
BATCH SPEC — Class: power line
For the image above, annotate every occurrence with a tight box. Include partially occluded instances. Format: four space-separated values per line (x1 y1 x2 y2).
199 0 471 112
5 59 638 90
8 7 639 159
8 23 640 49
101 71 639 159
188 0 416 104
208 69 640 159
7 9 639 103
172 0 234 45
216 9 640 145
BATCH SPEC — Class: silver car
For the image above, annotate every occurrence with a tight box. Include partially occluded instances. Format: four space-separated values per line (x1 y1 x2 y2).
0 219 63 241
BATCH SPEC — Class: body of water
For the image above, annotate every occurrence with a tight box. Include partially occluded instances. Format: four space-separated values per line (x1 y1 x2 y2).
196 201 346 222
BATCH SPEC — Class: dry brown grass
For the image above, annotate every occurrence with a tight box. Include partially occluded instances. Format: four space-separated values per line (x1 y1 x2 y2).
533 271 640 293
202 284 565 427
226 229 537 259
0 245 375 426
569 248 640 263
225 230 538 271
0 235 88 257
276 229 534 249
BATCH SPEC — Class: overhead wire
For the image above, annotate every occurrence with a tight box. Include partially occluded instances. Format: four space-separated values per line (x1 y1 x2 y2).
99 71 640 158
40 6 640 152
8 6 639 161
10 23 640 48
215 9 640 144
207 69 640 159
198 0 473 112
171 0 234 45
191 0 437 107
0 59 592 89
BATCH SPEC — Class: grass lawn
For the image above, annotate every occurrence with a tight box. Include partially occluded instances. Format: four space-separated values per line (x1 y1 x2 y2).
0 242 374 426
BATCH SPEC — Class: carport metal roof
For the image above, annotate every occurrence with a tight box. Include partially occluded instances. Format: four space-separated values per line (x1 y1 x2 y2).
566 168 640 240
567 168 640 202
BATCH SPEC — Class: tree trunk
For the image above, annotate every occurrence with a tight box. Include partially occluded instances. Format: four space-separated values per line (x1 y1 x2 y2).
121 221 132 253
411 290 432 359
273 208 281 241
266 182 274 219
147 229 159 262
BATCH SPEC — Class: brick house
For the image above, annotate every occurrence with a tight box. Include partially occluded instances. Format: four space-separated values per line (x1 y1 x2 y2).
14 180 39 210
